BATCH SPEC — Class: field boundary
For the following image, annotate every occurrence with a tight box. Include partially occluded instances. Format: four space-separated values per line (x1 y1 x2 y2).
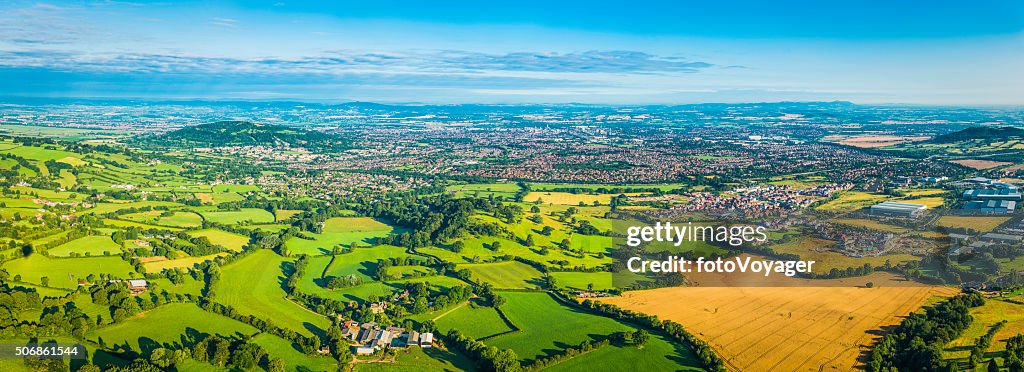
478 305 522 341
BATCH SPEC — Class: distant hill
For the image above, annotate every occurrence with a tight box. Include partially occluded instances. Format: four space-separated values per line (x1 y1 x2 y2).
145 121 348 151
930 126 1024 143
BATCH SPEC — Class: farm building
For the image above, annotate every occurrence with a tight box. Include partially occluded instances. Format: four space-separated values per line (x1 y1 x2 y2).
419 332 434 348
869 201 927 218
127 279 148 295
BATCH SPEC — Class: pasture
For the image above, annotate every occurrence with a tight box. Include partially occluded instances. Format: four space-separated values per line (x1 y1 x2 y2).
944 297 1024 362
600 274 958 371
3 255 137 289
198 208 275 225
90 303 257 355
215 250 330 337
120 210 203 228
188 229 250 251
486 292 703 369
433 302 515 339
82 201 185 215
447 183 521 199
549 271 615 290
330 276 469 303
251 333 339 371
460 261 543 289
284 217 395 255
47 235 122 257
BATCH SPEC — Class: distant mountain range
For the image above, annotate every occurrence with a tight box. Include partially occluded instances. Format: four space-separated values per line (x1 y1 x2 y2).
142 121 349 151
930 126 1024 143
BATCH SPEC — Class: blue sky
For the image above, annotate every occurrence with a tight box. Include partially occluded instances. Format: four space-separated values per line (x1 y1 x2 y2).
1 0 1022 105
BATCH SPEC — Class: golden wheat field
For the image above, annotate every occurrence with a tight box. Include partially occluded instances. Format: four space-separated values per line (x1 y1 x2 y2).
600 273 958 371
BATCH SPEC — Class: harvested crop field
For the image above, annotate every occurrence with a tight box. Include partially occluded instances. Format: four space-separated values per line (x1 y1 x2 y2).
936 215 1008 233
599 273 958 371
949 159 1011 169
829 135 930 148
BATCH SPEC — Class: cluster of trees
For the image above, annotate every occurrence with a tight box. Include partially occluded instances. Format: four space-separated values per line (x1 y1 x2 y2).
867 292 985 371
325 274 363 289
89 282 147 322
475 283 505 308
373 256 432 281
38 300 94 337
445 329 521 372
284 254 309 294
578 298 725 371
137 232 227 259
366 196 498 248
894 255 987 285
1005 333 1024 370
323 323 354 363
0 285 42 330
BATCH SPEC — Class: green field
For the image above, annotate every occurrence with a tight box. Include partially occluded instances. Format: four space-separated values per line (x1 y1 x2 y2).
212 184 261 193
90 303 257 355
3 255 137 289
215 250 330 337
447 183 522 198
102 218 183 231
198 208 276 225
188 229 250 251
121 210 203 228
544 332 704 371
484 292 703 369
549 271 615 290
284 217 395 255
338 276 471 302
419 209 612 269
82 201 186 215
460 261 543 289
433 302 515 339
251 333 339 371
944 297 1024 362
295 248 410 297
47 235 122 257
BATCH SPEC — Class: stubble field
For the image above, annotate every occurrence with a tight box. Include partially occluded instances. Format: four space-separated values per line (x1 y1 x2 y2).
599 273 958 371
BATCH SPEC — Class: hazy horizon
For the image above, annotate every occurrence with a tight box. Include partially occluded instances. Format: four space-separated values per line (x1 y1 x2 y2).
2 1 1023 105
